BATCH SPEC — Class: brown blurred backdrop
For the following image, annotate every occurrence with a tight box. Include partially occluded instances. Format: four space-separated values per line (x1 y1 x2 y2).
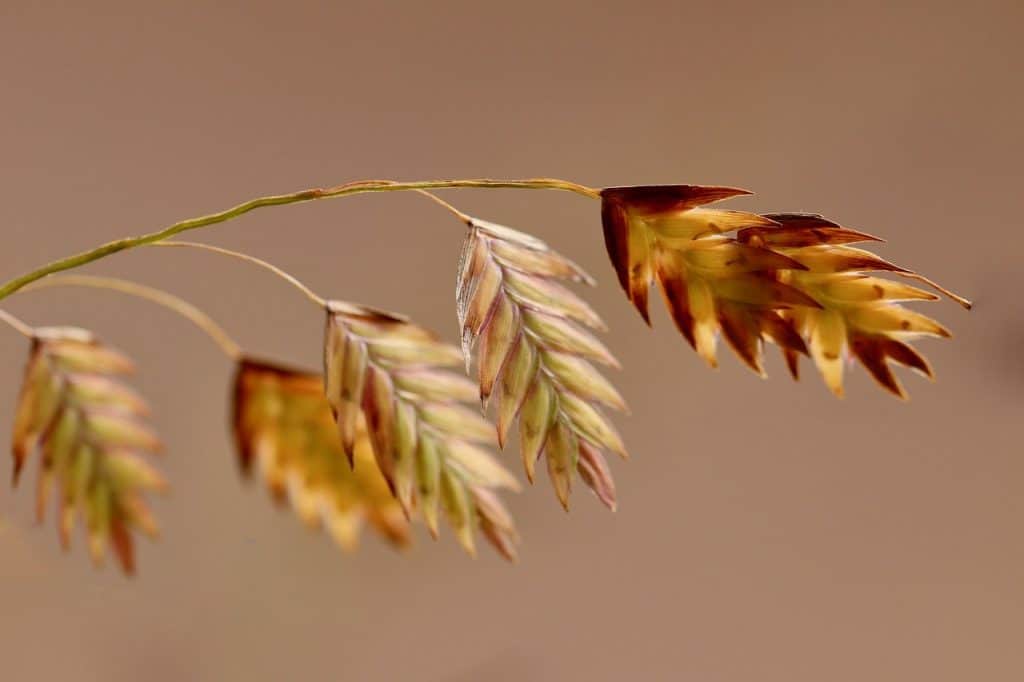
1 1 1022 680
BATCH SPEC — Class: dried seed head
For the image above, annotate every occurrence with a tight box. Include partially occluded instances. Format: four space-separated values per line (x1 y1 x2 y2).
11 327 164 575
232 358 410 551
601 187 966 398
741 214 956 398
456 216 626 511
321 304 519 559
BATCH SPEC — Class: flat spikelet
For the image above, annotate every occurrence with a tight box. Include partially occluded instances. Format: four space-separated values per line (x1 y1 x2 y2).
11 327 164 575
601 186 965 397
738 214 956 398
322 303 520 559
456 217 625 511
232 358 410 551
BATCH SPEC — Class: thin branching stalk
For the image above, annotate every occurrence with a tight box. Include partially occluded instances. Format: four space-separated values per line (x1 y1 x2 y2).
0 309 35 337
411 189 473 224
0 178 598 301
20 275 243 359
152 241 327 308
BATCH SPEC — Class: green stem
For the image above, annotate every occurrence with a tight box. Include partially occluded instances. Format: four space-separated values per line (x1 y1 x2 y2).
0 178 598 301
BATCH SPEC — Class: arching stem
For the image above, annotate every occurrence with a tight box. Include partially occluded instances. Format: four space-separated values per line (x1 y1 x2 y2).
20 275 243 359
152 185 477 306
0 177 599 301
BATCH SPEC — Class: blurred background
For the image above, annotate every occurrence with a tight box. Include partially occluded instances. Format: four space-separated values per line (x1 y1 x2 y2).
1 1 1021 680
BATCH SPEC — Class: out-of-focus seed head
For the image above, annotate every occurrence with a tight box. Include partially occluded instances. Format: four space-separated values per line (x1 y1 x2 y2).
11 327 164 575
232 358 411 551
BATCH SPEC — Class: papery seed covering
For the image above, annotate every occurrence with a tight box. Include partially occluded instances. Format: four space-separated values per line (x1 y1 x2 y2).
456 217 625 510
322 303 519 558
12 327 165 574
601 185 964 397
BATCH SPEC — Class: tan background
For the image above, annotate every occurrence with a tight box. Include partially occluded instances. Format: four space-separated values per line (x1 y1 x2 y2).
1 1 1021 680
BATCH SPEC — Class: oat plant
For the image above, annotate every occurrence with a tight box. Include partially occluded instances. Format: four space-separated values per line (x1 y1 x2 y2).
0 178 969 575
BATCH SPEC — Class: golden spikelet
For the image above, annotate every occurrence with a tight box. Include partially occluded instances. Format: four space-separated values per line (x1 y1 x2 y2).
11 327 165 575
738 213 955 398
601 186 967 398
322 302 520 559
456 217 624 511
232 358 410 551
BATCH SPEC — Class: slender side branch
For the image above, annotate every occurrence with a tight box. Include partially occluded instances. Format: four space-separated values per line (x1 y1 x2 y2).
151 241 327 308
20 275 243 359
0 309 34 337
411 189 472 224
0 178 599 301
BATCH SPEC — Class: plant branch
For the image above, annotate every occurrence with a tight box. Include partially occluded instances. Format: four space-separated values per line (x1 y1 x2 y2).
0 309 34 338
411 189 472 224
0 178 599 302
151 241 327 308
20 275 243 359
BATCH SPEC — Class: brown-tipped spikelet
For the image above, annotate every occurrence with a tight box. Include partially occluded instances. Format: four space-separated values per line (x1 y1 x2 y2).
737 214 957 398
322 303 519 559
232 358 410 551
11 327 164 575
456 217 625 511
601 186 966 398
